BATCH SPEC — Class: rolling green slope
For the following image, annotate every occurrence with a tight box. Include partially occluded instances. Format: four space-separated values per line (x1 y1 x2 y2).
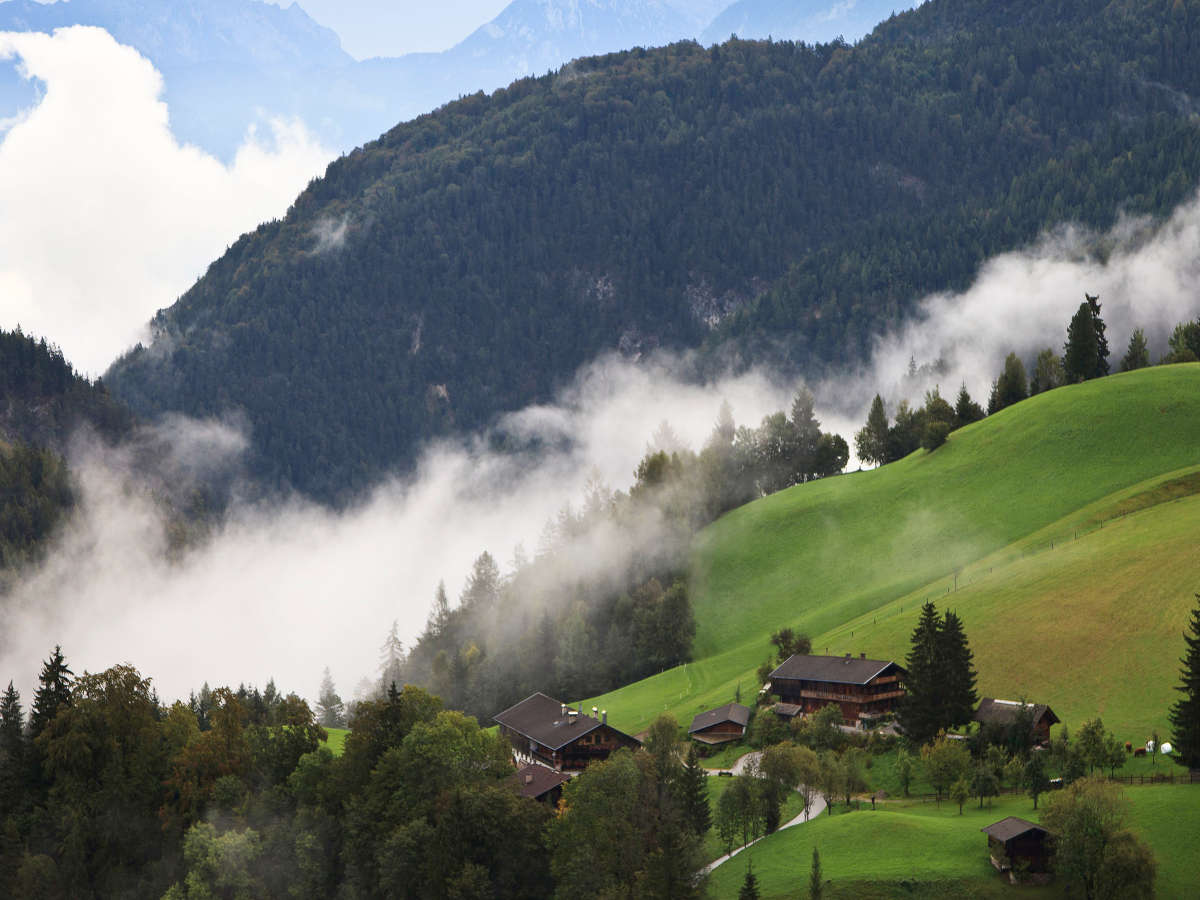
589 365 1200 735
704 787 1200 898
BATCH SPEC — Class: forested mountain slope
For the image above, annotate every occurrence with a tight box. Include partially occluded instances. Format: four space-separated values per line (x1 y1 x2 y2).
107 0 1200 502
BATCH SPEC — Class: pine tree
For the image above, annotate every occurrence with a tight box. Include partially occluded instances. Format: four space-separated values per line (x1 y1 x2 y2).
379 619 406 692
954 383 984 426
316 667 345 728
938 611 979 729
1169 594 1200 769
1085 293 1110 377
738 862 760 900
679 743 712 836
899 602 943 745
854 395 889 467
809 846 823 899
1121 328 1150 371
1064 300 1100 383
29 644 73 738
0 681 27 813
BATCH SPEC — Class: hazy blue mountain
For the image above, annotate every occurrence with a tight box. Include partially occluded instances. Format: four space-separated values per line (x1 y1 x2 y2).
702 0 921 45
0 0 714 158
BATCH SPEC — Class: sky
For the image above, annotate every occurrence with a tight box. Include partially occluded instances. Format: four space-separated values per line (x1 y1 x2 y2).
266 0 512 58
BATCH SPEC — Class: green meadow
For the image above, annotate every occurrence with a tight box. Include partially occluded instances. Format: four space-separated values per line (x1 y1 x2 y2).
704 786 1200 899
588 365 1200 739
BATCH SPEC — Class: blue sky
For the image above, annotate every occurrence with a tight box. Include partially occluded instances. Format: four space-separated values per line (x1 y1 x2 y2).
266 0 511 59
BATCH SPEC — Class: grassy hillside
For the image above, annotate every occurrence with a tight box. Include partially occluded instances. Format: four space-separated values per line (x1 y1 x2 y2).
704 786 1200 898
588 365 1200 736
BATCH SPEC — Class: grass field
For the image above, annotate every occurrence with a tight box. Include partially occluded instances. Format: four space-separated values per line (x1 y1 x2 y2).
321 726 349 756
587 365 1200 740
704 785 1200 899
701 774 813 863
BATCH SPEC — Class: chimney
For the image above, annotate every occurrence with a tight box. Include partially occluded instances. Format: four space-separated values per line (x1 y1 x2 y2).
844 653 852 663
602 710 607 725
560 703 567 718
568 708 577 724
525 774 534 784
860 653 866 659
592 706 599 719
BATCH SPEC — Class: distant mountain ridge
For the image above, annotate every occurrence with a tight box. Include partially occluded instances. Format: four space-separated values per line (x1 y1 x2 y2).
703 0 922 45
0 0 916 158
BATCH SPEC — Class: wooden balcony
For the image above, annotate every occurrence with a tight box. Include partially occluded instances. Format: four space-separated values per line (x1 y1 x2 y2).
799 688 906 704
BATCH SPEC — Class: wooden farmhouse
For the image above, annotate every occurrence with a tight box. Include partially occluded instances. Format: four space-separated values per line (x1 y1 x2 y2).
688 703 752 745
981 817 1052 876
510 763 569 806
767 653 907 727
973 698 1060 744
493 692 640 771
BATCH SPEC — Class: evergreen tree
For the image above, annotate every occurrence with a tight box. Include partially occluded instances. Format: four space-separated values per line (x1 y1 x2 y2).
954 383 985 427
679 743 711 836
1085 293 1110 377
790 386 822 481
899 602 943 745
1064 300 1101 382
809 846 823 899
990 353 1029 412
1120 328 1150 371
460 551 501 612
1169 594 1200 769
739 862 760 900
316 667 345 729
1030 348 1066 394
854 395 889 468
0 681 27 813
938 611 979 730
29 644 73 738
379 620 406 693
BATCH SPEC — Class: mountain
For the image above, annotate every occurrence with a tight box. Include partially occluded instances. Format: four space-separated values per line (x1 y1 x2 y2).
0 0 713 159
702 0 922 45
105 0 1200 502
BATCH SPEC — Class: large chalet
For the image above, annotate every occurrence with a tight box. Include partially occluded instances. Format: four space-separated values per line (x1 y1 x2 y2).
768 653 907 726
493 692 641 771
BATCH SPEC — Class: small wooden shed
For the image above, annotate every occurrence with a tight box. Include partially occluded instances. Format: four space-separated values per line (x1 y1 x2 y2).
981 816 1052 875
511 763 569 806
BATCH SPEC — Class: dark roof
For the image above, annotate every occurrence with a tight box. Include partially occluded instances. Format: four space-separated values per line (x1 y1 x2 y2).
981 817 1048 843
973 699 1060 729
772 702 802 718
688 703 752 734
493 692 637 751
511 764 569 800
769 654 905 685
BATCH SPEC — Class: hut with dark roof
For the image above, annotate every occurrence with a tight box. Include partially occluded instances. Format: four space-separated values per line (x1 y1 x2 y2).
510 763 569 806
981 817 1052 875
974 699 1060 744
493 692 640 771
688 703 752 745
767 653 906 727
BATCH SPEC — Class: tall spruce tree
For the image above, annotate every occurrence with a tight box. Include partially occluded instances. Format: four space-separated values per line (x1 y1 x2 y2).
679 743 712 836
1120 328 1150 372
29 645 72 738
739 862 760 900
854 395 889 468
809 846 823 899
899 602 943 745
1169 594 1200 769
1085 293 1110 377
0 681 27 814
938 611 979 730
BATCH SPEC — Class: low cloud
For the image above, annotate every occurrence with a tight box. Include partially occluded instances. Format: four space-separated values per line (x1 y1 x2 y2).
0 26 333 375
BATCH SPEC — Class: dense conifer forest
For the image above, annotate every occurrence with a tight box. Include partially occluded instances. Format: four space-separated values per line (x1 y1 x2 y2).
107 0 1200 502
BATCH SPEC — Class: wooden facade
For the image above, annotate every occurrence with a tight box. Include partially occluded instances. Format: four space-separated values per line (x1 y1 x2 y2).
974 699 1060 745
493 692 641 772
982 817 1052 875
768 654 907 726
688 703 752 745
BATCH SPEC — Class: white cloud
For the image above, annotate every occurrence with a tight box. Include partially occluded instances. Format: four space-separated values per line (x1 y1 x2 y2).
0 26 333 375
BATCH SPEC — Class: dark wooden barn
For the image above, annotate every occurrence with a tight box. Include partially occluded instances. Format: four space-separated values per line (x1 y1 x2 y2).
493 692 641 771
510 763 569 806
688 703 752 744
767 653 906 727
981 816 1052 875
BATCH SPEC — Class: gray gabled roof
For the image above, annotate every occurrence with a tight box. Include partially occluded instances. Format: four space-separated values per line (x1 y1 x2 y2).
981 817 1048 843
974 698 1060 730
769 654 905 685
511 763 569 799
688 703 752 734
493 692 637 751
